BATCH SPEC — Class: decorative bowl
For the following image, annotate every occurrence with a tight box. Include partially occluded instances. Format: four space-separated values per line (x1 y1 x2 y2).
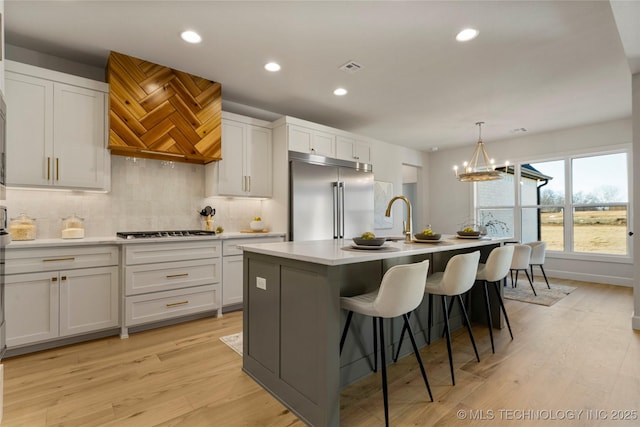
352 237 386 246
250 220 265 231
457 230 481 237
414 233 441 240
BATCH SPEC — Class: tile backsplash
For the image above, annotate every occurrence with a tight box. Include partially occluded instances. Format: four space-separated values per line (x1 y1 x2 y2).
6 156 266 238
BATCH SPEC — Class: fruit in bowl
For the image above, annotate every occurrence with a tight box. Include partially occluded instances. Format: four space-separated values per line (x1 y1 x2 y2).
414 228 441 240
353 231 386 246
457 226 481 237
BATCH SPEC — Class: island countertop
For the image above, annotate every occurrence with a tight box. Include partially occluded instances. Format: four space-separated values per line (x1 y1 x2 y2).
238 235 507 266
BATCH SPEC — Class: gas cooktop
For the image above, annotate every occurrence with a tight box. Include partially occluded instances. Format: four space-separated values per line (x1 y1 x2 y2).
117 230 216 239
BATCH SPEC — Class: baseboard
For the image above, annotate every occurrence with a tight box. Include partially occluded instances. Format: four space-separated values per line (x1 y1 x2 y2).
540 270 633 287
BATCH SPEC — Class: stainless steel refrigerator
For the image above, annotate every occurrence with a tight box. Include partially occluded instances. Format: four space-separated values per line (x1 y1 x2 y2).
289 151 374 241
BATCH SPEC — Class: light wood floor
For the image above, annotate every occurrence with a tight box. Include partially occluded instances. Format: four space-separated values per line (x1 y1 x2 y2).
2 278 638 426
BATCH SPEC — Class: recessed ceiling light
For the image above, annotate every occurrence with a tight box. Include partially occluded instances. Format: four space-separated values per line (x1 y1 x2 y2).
264 62 281 72
456 28 479 42
333 88 348 96
181 30 202 44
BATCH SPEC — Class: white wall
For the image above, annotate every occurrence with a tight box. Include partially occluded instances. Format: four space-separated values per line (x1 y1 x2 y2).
632 72 640 328
370 139 424 237
428 117 634 286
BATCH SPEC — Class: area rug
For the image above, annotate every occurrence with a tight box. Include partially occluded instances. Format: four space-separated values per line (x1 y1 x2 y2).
220 332 243 356
503 282 577 307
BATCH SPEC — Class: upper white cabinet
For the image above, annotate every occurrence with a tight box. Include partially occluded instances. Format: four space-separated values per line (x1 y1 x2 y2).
206 112 272 198
336 135 371 163
5 60 110 190
288 125 336 158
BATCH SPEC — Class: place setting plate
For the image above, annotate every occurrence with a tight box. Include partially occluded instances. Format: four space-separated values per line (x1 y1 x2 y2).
412 232 443 243
350 243 391 250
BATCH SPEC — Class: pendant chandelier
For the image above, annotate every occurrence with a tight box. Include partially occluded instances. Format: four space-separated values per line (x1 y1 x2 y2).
453 122 504 182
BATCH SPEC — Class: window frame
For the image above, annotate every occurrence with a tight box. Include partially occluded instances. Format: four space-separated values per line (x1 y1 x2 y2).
474 147 632 263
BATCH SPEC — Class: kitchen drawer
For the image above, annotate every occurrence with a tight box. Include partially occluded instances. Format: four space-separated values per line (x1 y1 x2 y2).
125 284 220 326
222 237 284 256
124 240 221 265
125 258 221 296
6 245 119 275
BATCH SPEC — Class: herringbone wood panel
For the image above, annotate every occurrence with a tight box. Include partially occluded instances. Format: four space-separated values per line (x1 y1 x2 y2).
107 51 222 164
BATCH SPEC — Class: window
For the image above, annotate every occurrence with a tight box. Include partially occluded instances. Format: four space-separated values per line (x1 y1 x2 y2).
476 151 630 257
571 153 628 255
524 160 565 251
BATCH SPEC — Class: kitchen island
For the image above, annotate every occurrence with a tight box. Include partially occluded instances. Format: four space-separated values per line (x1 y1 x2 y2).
240 236 507 426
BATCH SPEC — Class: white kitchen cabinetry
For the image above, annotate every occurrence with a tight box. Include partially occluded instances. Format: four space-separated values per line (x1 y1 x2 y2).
221 236 284 309
206 112 272 197
121 240 222 337
336 136 371 163
5 246 119 348
288 125 335 158
5 60 109 190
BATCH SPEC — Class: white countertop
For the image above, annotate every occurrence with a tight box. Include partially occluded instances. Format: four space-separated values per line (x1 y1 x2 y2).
6 231 286 249
238 235 507 266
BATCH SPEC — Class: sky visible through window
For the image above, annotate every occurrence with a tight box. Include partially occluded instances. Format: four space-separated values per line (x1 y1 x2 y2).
531 153 627 202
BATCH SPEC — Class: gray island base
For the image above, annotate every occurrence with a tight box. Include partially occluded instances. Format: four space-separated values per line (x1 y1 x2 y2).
240 237 507 426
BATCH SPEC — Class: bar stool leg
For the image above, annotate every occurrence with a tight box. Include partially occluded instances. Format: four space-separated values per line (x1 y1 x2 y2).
457 294 480 362
339 311 354 354
427 294 433 345
492 281 513 339
373 317 378 372
524 269 537 296
392 312 411 363
403 313 433 401
378 317 390 427
482 280 495 353
441 295 455 385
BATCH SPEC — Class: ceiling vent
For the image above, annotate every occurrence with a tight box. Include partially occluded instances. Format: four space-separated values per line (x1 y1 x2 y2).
339 60 364 74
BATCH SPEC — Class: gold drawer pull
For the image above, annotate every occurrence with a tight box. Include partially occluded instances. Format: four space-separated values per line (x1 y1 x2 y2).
51 277 58 282
166 273 189 279
61 276 67 281
47 157 51 180
43 257 75 262
166 300 189 307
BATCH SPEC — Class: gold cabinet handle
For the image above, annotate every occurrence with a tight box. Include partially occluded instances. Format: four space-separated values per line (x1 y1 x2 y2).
43 257 75 262
166 300 189 307
51 277 58 282
166 273 189 279
47 157 51 180
56 157 59 181
61 276 67 281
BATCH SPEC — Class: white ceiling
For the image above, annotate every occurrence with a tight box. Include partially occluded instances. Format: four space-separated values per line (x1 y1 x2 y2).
4 0 638 152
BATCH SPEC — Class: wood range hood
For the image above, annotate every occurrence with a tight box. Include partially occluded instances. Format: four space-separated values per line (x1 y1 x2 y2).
106 51 222 164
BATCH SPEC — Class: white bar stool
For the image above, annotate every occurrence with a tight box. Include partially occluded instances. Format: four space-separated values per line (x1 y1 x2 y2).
525 241 551 289
475 245 515 353
510 244 536 295
425 251 481 385
339 259 432 427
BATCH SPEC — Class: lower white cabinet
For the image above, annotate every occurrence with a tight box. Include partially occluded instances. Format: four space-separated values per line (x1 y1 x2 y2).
121 240 222 337
222 236 284 308
222 255 244 306
5 246 119 348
